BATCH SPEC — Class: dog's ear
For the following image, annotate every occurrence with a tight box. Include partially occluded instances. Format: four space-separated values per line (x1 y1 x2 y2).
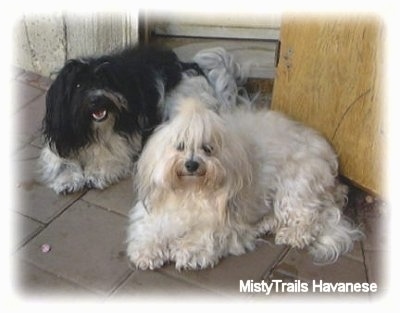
134 46 183 91
43 59 89 157
93 61 111 74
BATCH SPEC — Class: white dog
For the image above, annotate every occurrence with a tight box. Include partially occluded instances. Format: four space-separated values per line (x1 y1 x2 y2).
127 54 362 271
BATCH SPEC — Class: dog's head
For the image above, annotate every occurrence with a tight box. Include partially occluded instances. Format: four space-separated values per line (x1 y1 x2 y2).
136 98 252 198
43 57 139 157
42 46 190 158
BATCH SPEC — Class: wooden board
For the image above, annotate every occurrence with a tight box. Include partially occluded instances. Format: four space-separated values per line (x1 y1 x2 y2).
271 15 385 196
146 11 281 40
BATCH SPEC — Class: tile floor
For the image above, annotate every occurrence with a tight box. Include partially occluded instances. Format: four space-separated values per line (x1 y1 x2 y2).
11 68 388 301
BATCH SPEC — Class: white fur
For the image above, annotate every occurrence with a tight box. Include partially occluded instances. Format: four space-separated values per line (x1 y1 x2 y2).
193 47 251 109
163 47 251 120
39 130 141 194
127 97 362 270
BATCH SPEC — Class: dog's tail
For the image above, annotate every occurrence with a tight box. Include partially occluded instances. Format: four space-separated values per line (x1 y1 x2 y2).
308 185 364 264
193 47 253 110
309 217 363 264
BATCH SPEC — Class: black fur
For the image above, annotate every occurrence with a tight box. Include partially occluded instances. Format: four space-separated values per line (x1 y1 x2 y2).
43 45 201 158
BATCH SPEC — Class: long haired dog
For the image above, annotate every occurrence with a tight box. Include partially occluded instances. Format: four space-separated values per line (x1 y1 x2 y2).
160 47 251 120
39 45 203 194
127 81 362 271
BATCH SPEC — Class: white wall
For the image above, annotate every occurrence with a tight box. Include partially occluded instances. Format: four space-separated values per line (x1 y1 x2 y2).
13 12 139 77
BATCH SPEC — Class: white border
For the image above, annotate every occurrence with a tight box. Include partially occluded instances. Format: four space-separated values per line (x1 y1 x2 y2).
2 0 399 310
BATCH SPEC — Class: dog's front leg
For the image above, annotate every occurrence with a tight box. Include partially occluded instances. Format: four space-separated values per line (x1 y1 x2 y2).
127 201 169 270
39 146 85 194
82 138 136 190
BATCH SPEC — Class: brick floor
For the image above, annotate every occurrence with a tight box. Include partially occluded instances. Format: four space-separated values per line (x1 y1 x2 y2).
11 68 387 301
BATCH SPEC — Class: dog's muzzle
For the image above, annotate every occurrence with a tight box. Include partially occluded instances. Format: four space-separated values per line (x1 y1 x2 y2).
87 94 113 122
185 160 200 173
178 159 206 178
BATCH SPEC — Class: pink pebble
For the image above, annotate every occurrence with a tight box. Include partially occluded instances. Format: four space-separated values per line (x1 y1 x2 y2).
41 243 51 253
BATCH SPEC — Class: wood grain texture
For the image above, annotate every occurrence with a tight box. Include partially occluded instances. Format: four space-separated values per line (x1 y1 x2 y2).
272 15 385 196
145 12 281 40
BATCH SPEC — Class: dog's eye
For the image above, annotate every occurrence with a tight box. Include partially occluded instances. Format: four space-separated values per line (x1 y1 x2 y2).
176 142 185 151
76 83 81 88
202 144 213 155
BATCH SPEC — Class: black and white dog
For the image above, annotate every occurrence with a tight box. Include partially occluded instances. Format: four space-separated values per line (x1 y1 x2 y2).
39 45 203 194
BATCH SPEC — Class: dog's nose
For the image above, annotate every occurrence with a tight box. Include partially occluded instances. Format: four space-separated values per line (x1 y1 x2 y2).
185 160 199 173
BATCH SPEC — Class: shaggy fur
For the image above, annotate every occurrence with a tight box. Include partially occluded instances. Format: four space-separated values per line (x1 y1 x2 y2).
192 47 250 110
127 62 362 270
161 47 251 120
39 45 203 194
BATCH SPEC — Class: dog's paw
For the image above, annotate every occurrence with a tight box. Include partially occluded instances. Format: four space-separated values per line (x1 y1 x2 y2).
55 184 83 195
131 256 165 271
85 176 110 190
127 243 167 270
49 174 86 195
172 249 218 270
275 227 315 249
